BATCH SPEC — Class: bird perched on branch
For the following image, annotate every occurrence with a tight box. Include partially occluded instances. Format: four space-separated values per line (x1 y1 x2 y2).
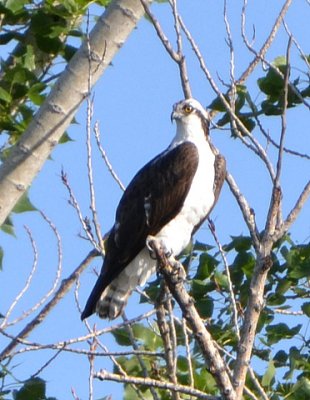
81 98 226 320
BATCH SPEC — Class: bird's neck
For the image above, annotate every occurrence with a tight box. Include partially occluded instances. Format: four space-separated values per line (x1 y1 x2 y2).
171 118 208 148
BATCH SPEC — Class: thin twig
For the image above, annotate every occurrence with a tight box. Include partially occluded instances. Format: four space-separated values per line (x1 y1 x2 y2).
140 0 179 62
122 313 160 400
5 212 63 328
169 0 191 98
94 121 125 192
164 284 180 400
248 368 269 400
0 249 99 362
178 14 276 182
276 179 310 240
225 172 260 252
208 219 240 338
182 317 194 389
238 0 292 85
0 226 38 328
61 169 100 250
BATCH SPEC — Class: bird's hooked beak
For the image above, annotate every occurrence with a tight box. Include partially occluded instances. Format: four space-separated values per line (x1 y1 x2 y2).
170 104 180 123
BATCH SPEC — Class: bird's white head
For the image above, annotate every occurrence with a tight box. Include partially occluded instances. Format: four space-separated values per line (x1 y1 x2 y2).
171 98 209 143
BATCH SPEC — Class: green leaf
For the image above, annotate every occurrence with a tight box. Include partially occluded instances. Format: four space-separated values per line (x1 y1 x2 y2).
111 328 131 346
132 324 161 350
262 359 276 387
289 377 310 400
233 251 255 278
266 323 302 345
195 297 214 318
267 292 286 306
1 217 15 236
27 82 46 106
0 247 3 270
14 377 46 400
191 279 209 298
214 270 229 290
194 253 218 280
12 193 37 213
224 235 252 252
301 302 310 317
59 132 73 144
273 350 288 367
5 0 27 13
286 244 310 279
0 87 12 103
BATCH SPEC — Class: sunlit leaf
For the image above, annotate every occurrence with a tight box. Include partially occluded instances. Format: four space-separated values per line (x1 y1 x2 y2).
262 359 276 387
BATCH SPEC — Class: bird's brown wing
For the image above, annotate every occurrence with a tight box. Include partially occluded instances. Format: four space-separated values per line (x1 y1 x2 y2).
81 141 199 319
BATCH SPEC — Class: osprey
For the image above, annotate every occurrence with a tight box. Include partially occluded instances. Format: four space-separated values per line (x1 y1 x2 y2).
81 98 226 320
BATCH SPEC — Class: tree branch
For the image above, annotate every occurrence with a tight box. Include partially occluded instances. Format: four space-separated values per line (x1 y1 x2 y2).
95 369 220 400
148 238 236 400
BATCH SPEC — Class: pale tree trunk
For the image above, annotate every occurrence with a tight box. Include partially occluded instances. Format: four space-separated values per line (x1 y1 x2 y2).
0 0 152 226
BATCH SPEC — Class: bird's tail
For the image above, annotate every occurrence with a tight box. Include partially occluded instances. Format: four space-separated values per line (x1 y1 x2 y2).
81 249 156 320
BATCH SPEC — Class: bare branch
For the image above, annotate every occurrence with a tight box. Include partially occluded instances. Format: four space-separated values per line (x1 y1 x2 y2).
95 369 221 400
275 179 310 240
238 0 292 84
0 225 38 328
225 172 260 251
247 368 269 400
61 168 100 250
6 212 63 328
169 0 192 98
208 219 240 338
178 15 276 182
94 121 125 192
241 0 309 110
140 0 179 62
182 317 194 388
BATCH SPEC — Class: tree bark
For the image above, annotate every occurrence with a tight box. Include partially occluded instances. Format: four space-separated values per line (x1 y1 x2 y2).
0 0 152 226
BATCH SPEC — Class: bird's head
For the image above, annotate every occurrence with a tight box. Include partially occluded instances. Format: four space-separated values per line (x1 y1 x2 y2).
171 98 209 138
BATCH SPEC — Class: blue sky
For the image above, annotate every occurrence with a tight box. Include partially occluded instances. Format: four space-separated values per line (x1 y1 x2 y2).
1 1 309 399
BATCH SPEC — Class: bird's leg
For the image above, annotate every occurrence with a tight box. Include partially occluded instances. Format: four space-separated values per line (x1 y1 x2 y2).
146 235 172 260
146 235 186 283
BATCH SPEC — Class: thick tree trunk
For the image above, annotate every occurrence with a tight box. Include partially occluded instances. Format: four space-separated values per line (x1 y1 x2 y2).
0 0 152 226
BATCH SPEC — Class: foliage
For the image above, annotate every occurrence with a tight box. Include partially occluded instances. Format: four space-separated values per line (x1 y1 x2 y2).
209 56 310 135
0 0 111 144
0 375 57 400
107 237 310 399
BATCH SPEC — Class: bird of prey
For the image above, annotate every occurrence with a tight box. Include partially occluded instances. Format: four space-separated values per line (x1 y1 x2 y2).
81 98 226 320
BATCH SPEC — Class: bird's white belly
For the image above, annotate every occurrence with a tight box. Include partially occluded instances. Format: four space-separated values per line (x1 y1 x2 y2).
156 141 215 255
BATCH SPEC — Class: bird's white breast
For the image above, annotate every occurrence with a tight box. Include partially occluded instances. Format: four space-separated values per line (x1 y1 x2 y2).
156 138 215 255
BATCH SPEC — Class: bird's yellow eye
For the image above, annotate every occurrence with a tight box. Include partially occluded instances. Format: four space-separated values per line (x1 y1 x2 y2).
183 105 193 114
